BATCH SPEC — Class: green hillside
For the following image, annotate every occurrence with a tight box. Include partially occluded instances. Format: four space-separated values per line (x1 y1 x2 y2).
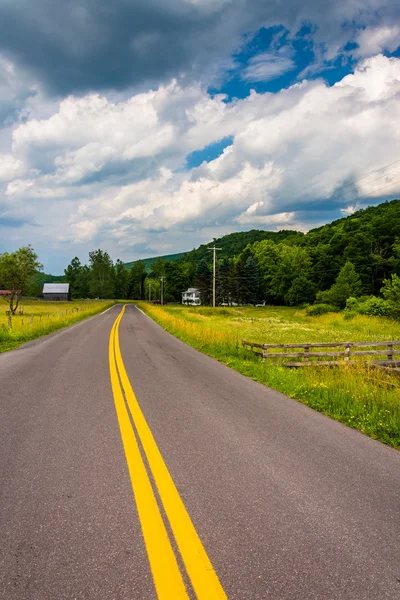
124 230 304 271
124 252 186 272
183 229 303 264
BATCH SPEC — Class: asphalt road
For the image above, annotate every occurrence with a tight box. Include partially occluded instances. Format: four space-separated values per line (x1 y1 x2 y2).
0 304 399 600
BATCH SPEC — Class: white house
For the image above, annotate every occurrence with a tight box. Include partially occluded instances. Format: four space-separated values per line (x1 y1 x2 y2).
182 287 201 305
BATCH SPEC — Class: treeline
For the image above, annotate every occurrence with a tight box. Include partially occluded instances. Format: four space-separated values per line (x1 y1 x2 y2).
128 199 400 308
25 199 400 311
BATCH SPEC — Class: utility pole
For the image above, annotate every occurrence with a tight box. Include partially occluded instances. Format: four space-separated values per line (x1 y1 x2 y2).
208 246 221 308
160 276 165 305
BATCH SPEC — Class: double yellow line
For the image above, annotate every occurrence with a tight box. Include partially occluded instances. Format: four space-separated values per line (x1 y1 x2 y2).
109 306 227 600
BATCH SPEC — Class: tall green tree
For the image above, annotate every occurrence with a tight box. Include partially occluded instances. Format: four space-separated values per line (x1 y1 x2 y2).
0 246 42 314
114 259 129 299
129 261 146 299
316 261 363 308
284 276 316 306
194 260 211 305
89 249 115 298
244 256 261 305
381 273 400 317
64 257 90 298
151 258 166 278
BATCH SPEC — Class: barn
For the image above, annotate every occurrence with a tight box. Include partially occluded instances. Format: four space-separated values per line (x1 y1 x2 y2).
42 283 71 301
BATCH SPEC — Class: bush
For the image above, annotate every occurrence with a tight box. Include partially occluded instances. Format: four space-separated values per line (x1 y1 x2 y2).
345 295 394 318
306 304 338 316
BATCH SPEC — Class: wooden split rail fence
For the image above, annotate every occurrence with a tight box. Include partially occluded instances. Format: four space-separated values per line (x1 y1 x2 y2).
242 339 400 368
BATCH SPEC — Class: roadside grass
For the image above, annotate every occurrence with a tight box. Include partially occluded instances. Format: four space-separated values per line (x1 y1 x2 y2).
0 299 114 352
137 303 400 449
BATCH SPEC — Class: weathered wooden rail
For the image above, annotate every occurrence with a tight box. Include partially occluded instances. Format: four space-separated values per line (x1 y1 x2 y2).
242 339 400 368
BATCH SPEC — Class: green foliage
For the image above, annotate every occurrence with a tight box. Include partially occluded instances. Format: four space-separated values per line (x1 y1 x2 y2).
303 199 400 294
0 246 42 313
64 257 90 299
250 240 312 304
183 229 304 265
114 259 129 299
129 260 146 299
194 260 211 305
88 249 115 298
243 256 261 305
316 261 362 308
345 295 393 318
26 271 67 297
306 303 338 316
285 276 316 306
381 273 400 317
124 252 186 272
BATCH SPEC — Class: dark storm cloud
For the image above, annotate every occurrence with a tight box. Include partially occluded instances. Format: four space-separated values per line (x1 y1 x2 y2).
0 0 398 95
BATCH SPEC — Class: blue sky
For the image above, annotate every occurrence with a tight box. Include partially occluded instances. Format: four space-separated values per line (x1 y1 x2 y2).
0 0 400 272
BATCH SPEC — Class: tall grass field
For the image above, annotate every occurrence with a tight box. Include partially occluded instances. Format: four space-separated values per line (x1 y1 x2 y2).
137 303 400 449
0 299 114 352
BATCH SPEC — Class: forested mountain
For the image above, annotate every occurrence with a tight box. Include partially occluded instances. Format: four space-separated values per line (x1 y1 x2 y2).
182 229 304 264
300 199 400 295
124 252 186 272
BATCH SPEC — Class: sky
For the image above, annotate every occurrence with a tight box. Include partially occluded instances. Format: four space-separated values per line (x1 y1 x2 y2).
1 1 400 273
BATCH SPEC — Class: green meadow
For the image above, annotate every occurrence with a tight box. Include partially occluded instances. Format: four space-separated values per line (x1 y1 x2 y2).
137 303 400 449
0 299 114 352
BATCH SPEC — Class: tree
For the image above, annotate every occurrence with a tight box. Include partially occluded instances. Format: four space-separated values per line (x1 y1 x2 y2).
0 246 42 314
151 258 166 278
245 256 261 305
316 261 363 308
129 261 146 299
64 257 90 299
144 276 160 301
381 273 400 317
114 259 129 299
164 261 190 302
284 276 316 306
217 257 234 305
194 260 211 305
89 249 115 298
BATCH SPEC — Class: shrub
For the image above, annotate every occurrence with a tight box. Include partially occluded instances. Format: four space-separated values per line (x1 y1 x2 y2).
345 295 394 318
306 303 338 316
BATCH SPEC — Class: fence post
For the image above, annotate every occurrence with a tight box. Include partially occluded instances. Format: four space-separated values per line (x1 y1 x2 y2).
262 348 267 363
388 343 393 362
304 346 309 362
30 315 33 325
345 343 351 361
8 315 12 329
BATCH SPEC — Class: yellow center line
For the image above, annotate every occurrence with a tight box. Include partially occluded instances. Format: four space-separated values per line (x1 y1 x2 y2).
109 306 189 600
113 306 228 600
